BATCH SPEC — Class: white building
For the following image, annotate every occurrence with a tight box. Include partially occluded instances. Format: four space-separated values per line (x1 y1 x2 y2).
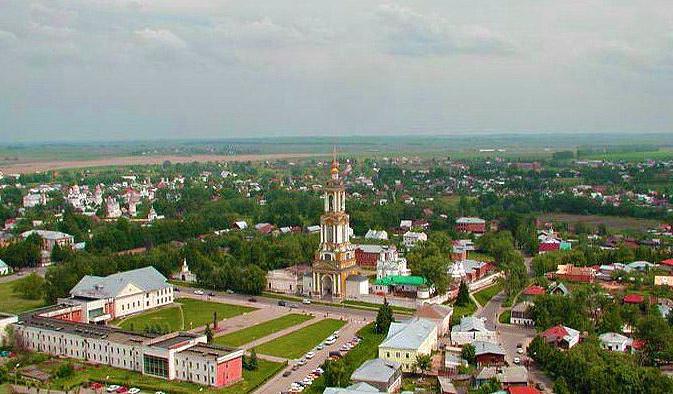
68 266 173 321
345 275 369 299
0 313 18 346
0 259 10 275
378 318 438 372
365 229 388 241
172 259 197 283
450 316 497 346
599 332 634 352
403 231 427 249
376 247 410 279
106 196 122 218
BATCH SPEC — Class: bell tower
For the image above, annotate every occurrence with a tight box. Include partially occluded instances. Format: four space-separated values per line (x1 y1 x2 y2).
312 148 358 298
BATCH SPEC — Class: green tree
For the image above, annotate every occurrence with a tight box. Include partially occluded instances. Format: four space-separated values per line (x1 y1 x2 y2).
461 343 476 365
414 353 432 375
456 281 470 307
375 299 394 334
204 323 214 343
324 359 348 387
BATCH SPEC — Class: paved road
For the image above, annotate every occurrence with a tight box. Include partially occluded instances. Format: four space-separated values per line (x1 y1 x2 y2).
0 267 47 284
254 319 366 394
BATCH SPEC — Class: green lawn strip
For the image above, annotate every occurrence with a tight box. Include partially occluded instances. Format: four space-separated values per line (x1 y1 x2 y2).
254 318 346 359
0 277 46 314
341 300 416 314
450 299 478 325
499 309 511 324
468 252 495 262
304 323 385 393
118 298 256 333
214 314 314 347
473 282 504 306
49 358 284 394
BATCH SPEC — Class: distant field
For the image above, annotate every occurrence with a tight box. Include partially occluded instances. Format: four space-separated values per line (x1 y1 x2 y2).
0 277 45 314
538 213 660 232
254 318 346 359
214 314 314 347
118 298 256 332
583 149 673 162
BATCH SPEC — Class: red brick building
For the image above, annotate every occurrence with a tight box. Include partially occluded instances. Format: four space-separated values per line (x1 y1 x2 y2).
455 217 486 234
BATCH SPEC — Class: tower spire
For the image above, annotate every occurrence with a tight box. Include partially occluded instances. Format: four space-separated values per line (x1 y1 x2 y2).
330 145 339 180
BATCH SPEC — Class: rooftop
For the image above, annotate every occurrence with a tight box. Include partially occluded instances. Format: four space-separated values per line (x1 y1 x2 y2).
70 266 170 299
375 275 426 287
379 318 436 350
351 358 401 383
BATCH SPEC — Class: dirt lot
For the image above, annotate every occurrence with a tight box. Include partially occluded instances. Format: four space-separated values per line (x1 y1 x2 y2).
0 152 324 174
538 213 660 232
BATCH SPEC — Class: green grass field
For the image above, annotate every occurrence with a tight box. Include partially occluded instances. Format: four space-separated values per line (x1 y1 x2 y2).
47 358 283 394
215 314 314 347
468 252 495 262
450 298 478 325
0 277 46 314
474 282 504 306
341 300 416 314
499 309 512 324
118 298 256 332
254 318 346 359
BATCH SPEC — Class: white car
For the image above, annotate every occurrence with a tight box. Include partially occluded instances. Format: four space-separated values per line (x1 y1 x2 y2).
517 347 524 354
513 357 521 364
106 385 120 393
128 389 140 394
194 289 205 295
305 352 315 359
302 298 311 304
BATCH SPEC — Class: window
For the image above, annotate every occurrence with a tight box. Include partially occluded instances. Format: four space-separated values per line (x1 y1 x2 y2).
143 355 169 378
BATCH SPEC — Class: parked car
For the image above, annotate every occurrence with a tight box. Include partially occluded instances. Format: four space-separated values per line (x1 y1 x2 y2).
174 287 180 292
208 291 215 296
106 385 120 393
194 289 204 295
283 370 292 377
302 298 311 304
289 303 298 308
128 388 140 394
278 300 288 307
248 297 257 302
305 351 315 359
513 357 521 364
115 387 128 393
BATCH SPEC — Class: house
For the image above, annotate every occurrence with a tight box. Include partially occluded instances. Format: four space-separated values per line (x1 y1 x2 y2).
350 358 402 393
415 304 453 336
375 247 410 279
0 231 15 248
21 230 74 253
447 260 493 283
510 301 534 327
655 276 673 287
66 266 174 323
232 221 248 230
254 222 275 235
473 341 506 366
623 294 645 305
522 285 545 297
475 366 529 388
345 275 370 298
378 318 438 372
365 229 388 241
443 353 466 375
324 382 383 394
540 325 580 349
0 259 10 276
451 316 497 346
508 387 542 394
455 217 486 234
373 276 428 299
402 231 427 249
14 315 243 388
599 332 632 352
548 282 570 296
0 313 18 346
266 265 310 295
551 264 595 283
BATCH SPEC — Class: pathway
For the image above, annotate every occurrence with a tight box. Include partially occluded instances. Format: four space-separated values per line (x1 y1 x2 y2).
241 316 325 352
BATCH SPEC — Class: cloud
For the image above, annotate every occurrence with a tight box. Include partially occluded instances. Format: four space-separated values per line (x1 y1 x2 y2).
376 4 517 57
0 29 17 45
212 16 335 49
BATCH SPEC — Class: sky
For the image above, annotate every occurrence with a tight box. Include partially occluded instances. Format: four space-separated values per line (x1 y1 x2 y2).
0 0 672 142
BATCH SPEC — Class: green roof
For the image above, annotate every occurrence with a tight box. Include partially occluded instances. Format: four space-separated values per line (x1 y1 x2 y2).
375 275 426 286
560 241 572 251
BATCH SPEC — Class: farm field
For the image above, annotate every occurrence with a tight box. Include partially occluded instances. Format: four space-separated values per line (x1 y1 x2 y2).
537 213 660 232
118 298 256 333
214 313 314 347
254 318 346 359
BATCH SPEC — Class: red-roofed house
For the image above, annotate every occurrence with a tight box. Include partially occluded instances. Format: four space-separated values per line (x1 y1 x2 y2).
623 294 645 304
508 388 542 394
523 285 545 296
540 325 580 349
551 264 595 283
538 242 560 254
661 258 673 268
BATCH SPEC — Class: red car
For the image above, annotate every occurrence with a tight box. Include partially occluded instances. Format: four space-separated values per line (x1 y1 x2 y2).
116 387 128 393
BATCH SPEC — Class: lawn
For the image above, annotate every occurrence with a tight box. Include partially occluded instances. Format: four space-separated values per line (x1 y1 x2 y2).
341 300 416 314
304 323 386 393
499 309 511 324
254 318 346 359
0 277 46 314
48 358 283 394
450 299 477 325
473 282 504 306
118 298 256 333
214 314 314 347
468 252 495 262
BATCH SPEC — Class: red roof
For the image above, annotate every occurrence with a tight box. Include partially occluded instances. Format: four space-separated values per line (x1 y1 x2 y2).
623 294 644 304
630 339 646 350
661 258 673 267
523 285 546 296
541 325 568 339
538 242 560 252
508 388 542 394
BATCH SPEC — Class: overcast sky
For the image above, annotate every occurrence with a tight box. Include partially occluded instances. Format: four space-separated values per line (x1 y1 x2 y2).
1 1 672 142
